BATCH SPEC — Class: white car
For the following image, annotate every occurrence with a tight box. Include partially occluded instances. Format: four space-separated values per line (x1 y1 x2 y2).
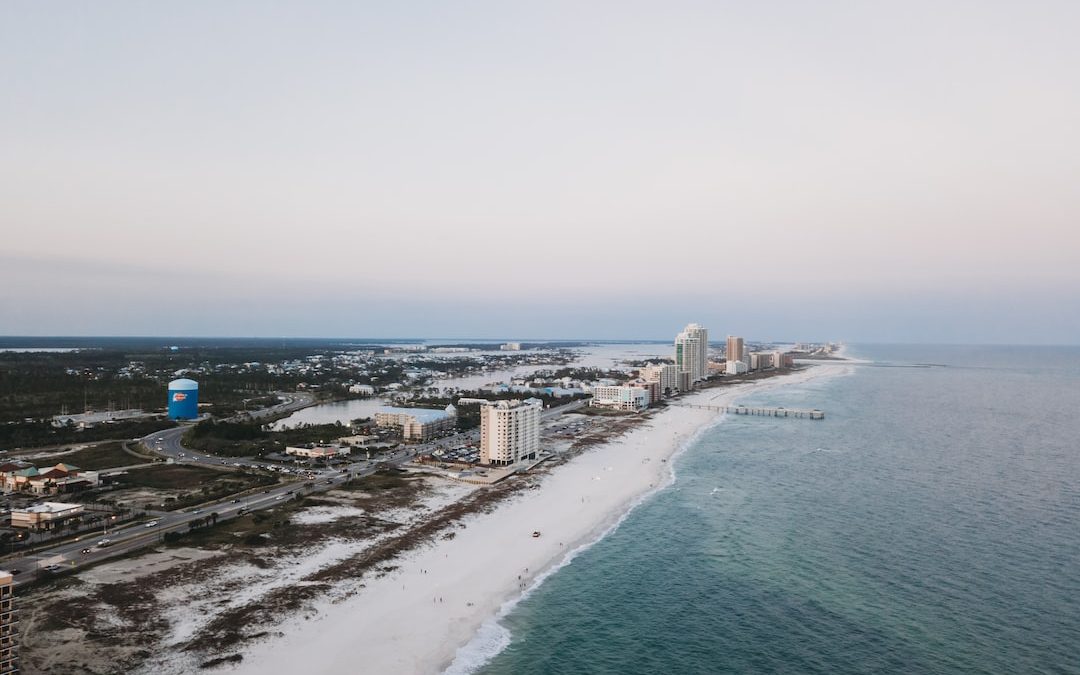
145 521 159 528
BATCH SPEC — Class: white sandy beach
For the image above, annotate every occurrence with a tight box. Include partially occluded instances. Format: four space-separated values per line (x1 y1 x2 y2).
229 365 846 675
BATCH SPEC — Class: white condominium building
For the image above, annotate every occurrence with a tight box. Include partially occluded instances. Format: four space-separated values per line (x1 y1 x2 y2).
675 323 709 384
590 385 651 411
479 398 542 467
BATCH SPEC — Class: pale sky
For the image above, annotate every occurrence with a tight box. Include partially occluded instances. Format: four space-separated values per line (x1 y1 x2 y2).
2 1 1078 343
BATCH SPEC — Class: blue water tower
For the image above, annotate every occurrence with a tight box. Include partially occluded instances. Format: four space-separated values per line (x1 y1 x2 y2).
167 378 199 419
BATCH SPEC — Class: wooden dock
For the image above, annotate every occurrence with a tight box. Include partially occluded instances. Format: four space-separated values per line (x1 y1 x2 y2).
678 403 825 419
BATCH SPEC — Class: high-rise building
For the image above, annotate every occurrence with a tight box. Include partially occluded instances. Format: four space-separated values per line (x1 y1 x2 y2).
479 399 542 467
0 570 17 674
641 364 678 397
726 336 745 364
675 323 709 384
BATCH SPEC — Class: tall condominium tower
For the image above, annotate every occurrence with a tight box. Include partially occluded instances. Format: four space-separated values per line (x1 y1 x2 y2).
675 323 709 384
0 570 16 674
726 335 745 364
479 399 542 467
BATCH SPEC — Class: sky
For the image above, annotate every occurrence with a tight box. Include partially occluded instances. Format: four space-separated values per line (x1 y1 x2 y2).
2 1 1078 343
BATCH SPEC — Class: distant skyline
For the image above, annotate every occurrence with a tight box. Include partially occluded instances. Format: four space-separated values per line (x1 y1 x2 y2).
3 2 1079 344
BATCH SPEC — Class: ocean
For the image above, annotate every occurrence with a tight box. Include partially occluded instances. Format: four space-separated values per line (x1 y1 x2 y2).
473 345 1080 674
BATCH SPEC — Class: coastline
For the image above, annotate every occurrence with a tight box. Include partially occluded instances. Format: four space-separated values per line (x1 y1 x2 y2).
227 363 849 675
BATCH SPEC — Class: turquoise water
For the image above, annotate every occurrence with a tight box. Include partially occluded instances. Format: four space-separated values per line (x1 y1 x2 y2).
474 346 1080 674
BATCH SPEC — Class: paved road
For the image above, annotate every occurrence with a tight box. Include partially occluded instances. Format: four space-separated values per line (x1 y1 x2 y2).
7 396 587 585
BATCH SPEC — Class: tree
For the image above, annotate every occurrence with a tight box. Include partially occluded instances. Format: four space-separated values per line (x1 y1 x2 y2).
209 512 219 526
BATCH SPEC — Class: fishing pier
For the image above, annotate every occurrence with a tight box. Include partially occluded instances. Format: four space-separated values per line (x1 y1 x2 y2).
678 403 825 420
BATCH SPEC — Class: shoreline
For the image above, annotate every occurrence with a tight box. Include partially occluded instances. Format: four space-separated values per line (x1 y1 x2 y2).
225 363 849 675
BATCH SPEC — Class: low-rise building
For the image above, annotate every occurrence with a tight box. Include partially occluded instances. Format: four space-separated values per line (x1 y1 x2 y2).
347 384 376 396
726 360 748 375
10 502 84 531
591 385 651 411
374 405 457 441
285 444 352 459
336 434 378 446
1 462 99 495
479 398 542 466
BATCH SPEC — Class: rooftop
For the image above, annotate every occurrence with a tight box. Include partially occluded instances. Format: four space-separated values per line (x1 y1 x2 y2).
17 502 83 514
378 406 454 423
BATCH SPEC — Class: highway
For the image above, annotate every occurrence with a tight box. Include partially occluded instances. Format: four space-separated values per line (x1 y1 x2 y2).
6 395 587 586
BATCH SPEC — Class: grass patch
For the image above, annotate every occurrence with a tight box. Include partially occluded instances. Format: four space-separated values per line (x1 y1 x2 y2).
570 406 637 417
115 465 279 510
339 471 411 491
166 510 293 548
56 441 142 470
120 465 227 489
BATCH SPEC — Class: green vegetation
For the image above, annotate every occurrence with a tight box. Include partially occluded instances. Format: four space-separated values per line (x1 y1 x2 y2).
115 464 278 509
528 366 629 381
570 406 636 417
51 441 145 470
406 390 586 430
120 465 227 489
163 498 304 548
182 420 354 457
338 470 411 491
0 417 177 452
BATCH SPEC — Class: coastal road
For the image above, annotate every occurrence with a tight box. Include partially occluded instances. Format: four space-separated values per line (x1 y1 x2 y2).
7 396 586 584
144 391 316 467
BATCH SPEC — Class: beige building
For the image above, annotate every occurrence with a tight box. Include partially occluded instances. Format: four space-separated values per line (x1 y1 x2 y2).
726 335 745 364
675 323 709 384
641 364 678 397
374 406 457 441
0 571 15 674
10 502 84 531
479 399 542 467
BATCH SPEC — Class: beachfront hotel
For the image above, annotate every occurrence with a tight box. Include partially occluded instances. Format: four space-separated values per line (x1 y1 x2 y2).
675 323 709 384
590 385 651 411
479 399 542 466
0 571 16 673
